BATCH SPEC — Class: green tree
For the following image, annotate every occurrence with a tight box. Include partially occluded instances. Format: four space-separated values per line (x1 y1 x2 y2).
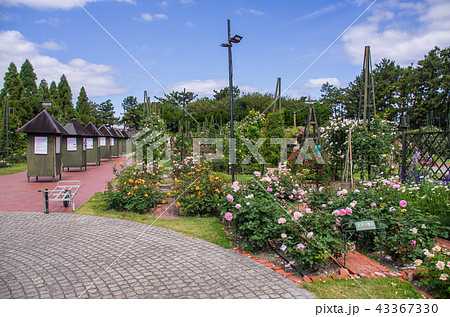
48 80 63 120
97 99 118 127
0 62 31 125
38 79 50 101
320 83 346 118
120 96 142 130
75 86 92 125
213 85 240 101
58 74 74 124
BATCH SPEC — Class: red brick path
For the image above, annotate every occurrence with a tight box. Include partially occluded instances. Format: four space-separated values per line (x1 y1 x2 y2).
0 157 129 213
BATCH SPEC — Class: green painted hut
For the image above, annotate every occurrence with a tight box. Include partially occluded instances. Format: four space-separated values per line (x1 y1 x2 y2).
98 125 111 161
84 122 102 165
108 127 119 158
17 109 68 182
114 128 125 156
62 118 89 171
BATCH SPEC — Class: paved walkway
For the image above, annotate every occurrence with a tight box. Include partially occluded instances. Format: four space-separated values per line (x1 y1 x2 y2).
0 212 314 299
0 157 130 213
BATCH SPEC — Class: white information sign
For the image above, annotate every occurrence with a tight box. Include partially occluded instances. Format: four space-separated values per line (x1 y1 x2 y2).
86 138 94 150
110 137 115 146
99 137 106 147
67 137 77 151
34 136 48 155
55 136 61 154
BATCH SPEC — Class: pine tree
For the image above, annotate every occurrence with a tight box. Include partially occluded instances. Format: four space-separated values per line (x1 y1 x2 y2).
49 80 63 120
38 79 50 101
75 86 92 125
20 59 40 117
0 62 31 125
120 96 142 130
58 74 74 124
97 99 117 127
19 59 37 98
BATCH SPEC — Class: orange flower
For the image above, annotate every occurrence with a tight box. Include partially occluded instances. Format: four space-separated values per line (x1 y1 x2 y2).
156 182 161 186
129 179 133 183
162 200 166 204
176 202 180 207
144 194 148 197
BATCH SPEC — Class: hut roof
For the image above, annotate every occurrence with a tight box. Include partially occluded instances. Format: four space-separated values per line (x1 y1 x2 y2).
64 118 90 136
107 127 120 138
99 125 112 137
84 122 102 137
112 127 125 138
17 109 69 135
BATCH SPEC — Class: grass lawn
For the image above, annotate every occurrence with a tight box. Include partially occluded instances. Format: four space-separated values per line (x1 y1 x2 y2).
301 277 424 299
215 172 254 184
75 192 231 249
0 163 27 175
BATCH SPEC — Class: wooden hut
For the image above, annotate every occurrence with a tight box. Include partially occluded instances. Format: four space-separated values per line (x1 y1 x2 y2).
62 118 89 171
108 127 119 158
84 122 102 165
17 109 68 182
98 125 111 161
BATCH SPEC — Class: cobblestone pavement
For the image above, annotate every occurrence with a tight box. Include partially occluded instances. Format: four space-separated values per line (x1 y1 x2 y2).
0 156 130 213
0 212 315 299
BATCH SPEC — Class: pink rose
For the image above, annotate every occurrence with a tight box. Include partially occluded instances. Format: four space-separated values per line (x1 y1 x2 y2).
267 187 272 192
281 233 287 239
296 243 306 250
235 204 242 209
306 231 314 239
278 218 286 224
224 212 233 221
370 203 376 207
338 209 346 216
399 200 407 208
226 194 234 202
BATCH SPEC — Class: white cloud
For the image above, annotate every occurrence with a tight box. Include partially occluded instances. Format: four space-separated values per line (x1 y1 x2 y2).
35 17 61 26
139 12 168 22
0 0 135 10
294 4 339 22
180 0 195 4
342 0 450 65
169 79 228 95
236 8 265 16
304 78 341 88
169 79 263 96
159 1 168 7
185 21 196 28
0 30 129 98
248 9 265 16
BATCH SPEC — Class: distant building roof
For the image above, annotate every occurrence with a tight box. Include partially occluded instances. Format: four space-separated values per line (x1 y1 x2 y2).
64 118 90 136
17 109 69 135
98 125 112 137
85 122 102 137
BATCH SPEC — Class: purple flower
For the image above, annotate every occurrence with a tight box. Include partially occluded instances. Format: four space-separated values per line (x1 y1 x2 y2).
224 212 233 221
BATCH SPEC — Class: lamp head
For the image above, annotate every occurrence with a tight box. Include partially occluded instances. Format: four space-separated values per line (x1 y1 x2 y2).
230 34 243 43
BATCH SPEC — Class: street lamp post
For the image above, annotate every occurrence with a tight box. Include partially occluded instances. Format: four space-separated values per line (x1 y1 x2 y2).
181 88 186 163
293 111 296 129
221 19 242 183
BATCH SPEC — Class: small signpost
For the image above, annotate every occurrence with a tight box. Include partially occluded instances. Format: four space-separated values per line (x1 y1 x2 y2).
341 219 387 268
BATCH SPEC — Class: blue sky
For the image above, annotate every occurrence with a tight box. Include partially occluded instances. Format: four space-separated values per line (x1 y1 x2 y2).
1 0 449 116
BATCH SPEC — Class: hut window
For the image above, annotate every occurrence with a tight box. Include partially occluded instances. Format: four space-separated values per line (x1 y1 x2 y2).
34 136 48 155
86 138 94 149
99 137 106 146
67 137 77 151
56 136 61 154
110 138 115 146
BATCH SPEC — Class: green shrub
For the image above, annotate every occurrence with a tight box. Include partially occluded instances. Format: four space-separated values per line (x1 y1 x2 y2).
416 246 450 298
103 163 161 214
